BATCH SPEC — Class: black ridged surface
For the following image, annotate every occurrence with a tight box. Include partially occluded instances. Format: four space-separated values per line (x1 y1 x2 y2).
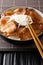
0 50 43 65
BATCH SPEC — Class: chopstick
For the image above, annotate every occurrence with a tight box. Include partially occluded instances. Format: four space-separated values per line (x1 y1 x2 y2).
27 23 43 58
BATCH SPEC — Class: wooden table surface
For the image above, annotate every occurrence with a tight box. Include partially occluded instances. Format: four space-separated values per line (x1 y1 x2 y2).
0 0 43 51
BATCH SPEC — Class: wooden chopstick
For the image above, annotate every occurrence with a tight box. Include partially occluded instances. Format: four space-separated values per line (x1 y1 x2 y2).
27 23 43 58
29 24 43 50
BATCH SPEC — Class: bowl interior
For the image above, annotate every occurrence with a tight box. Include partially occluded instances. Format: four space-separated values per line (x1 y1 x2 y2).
0 7 43 41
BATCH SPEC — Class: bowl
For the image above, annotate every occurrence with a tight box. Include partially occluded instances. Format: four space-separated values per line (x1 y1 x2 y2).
0 7 43 45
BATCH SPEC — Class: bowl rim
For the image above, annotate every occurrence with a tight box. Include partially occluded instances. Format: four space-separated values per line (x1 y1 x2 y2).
0 7 43 41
